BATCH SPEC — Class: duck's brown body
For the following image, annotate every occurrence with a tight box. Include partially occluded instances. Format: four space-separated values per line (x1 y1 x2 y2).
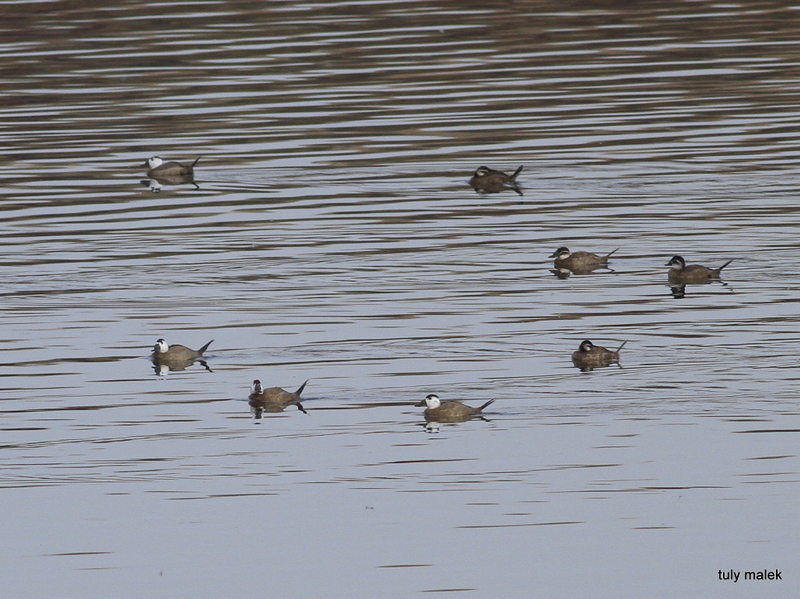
152 339 213 362
416 394 495 422
144 156 200 178
571 339 626 368
666 255 732 284
551 247 618 274
469 165 523 195
248 379 308 414
249 380 307 404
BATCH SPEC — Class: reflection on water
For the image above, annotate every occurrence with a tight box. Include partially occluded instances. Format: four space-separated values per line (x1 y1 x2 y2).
249 399 308 419
668 280 732 300
151 359 212 376
2 0 800 597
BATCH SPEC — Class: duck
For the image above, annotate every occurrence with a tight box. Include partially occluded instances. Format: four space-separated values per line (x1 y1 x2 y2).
143 156 200 178
151 338 213 362
550 247 619 274
469 165 523 195
248 379 308 414
665 255 732 284
416 393 495 421
571 339 626 369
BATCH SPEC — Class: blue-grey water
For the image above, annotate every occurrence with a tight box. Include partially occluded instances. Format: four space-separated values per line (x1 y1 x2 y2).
1 1 799 597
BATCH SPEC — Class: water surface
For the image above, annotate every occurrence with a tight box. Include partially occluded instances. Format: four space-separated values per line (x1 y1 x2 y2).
1 1 800 597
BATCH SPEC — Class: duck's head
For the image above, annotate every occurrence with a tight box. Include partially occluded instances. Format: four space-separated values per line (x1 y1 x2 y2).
417 393 441 409
549 247 571 259
666 255 686 269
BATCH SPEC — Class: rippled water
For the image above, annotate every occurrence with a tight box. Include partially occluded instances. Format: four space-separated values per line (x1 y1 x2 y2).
2 1 800 597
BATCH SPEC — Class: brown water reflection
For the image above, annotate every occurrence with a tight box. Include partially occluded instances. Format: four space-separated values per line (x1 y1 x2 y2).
2 0 800 597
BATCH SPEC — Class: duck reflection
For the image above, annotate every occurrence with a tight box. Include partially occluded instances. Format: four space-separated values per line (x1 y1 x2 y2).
142 178 164 192
669 284 687 299
150 338 213 374
571 339 626 372
152 360 212 375
424 421 441 433
469 165 523 196
141 176 199 192
248 379 308 419
416 393 495 423
549 247 618 278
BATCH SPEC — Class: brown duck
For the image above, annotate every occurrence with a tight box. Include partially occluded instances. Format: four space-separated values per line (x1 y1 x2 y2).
248 379 308 414
416 393 495 421
571 339 626 369
469 165 523 195
666 255 732 284
151 338 213 362
144 156 200 178
550 247 619 274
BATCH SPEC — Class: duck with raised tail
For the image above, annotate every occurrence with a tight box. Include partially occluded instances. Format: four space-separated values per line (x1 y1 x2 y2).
550 246 619 275
469 165 523 195
571 339 626 370
144 156 201 178
665 255 732 284
416 393 495 422
248 379 308 416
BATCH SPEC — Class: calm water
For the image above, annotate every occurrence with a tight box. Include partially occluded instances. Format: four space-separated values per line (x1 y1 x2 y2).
2 1 800 597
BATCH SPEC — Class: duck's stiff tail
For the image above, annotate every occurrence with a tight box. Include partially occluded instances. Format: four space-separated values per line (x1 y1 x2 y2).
198 339 214 355
511 165 524 180
294 380 309 397
191 156 202 168
616 340 628 353
605 248 621 259
477 398 496 413
718 259 733 272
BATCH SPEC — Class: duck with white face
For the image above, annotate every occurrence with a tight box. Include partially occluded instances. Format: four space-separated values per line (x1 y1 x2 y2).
248 379 308 416
150 338 213 374
142 156 201 190
152 338 213 362
150 339 214 375
549 246 619 275
415 393 495 422
665 255 732 284
571 339 626 370
469 165 523 195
